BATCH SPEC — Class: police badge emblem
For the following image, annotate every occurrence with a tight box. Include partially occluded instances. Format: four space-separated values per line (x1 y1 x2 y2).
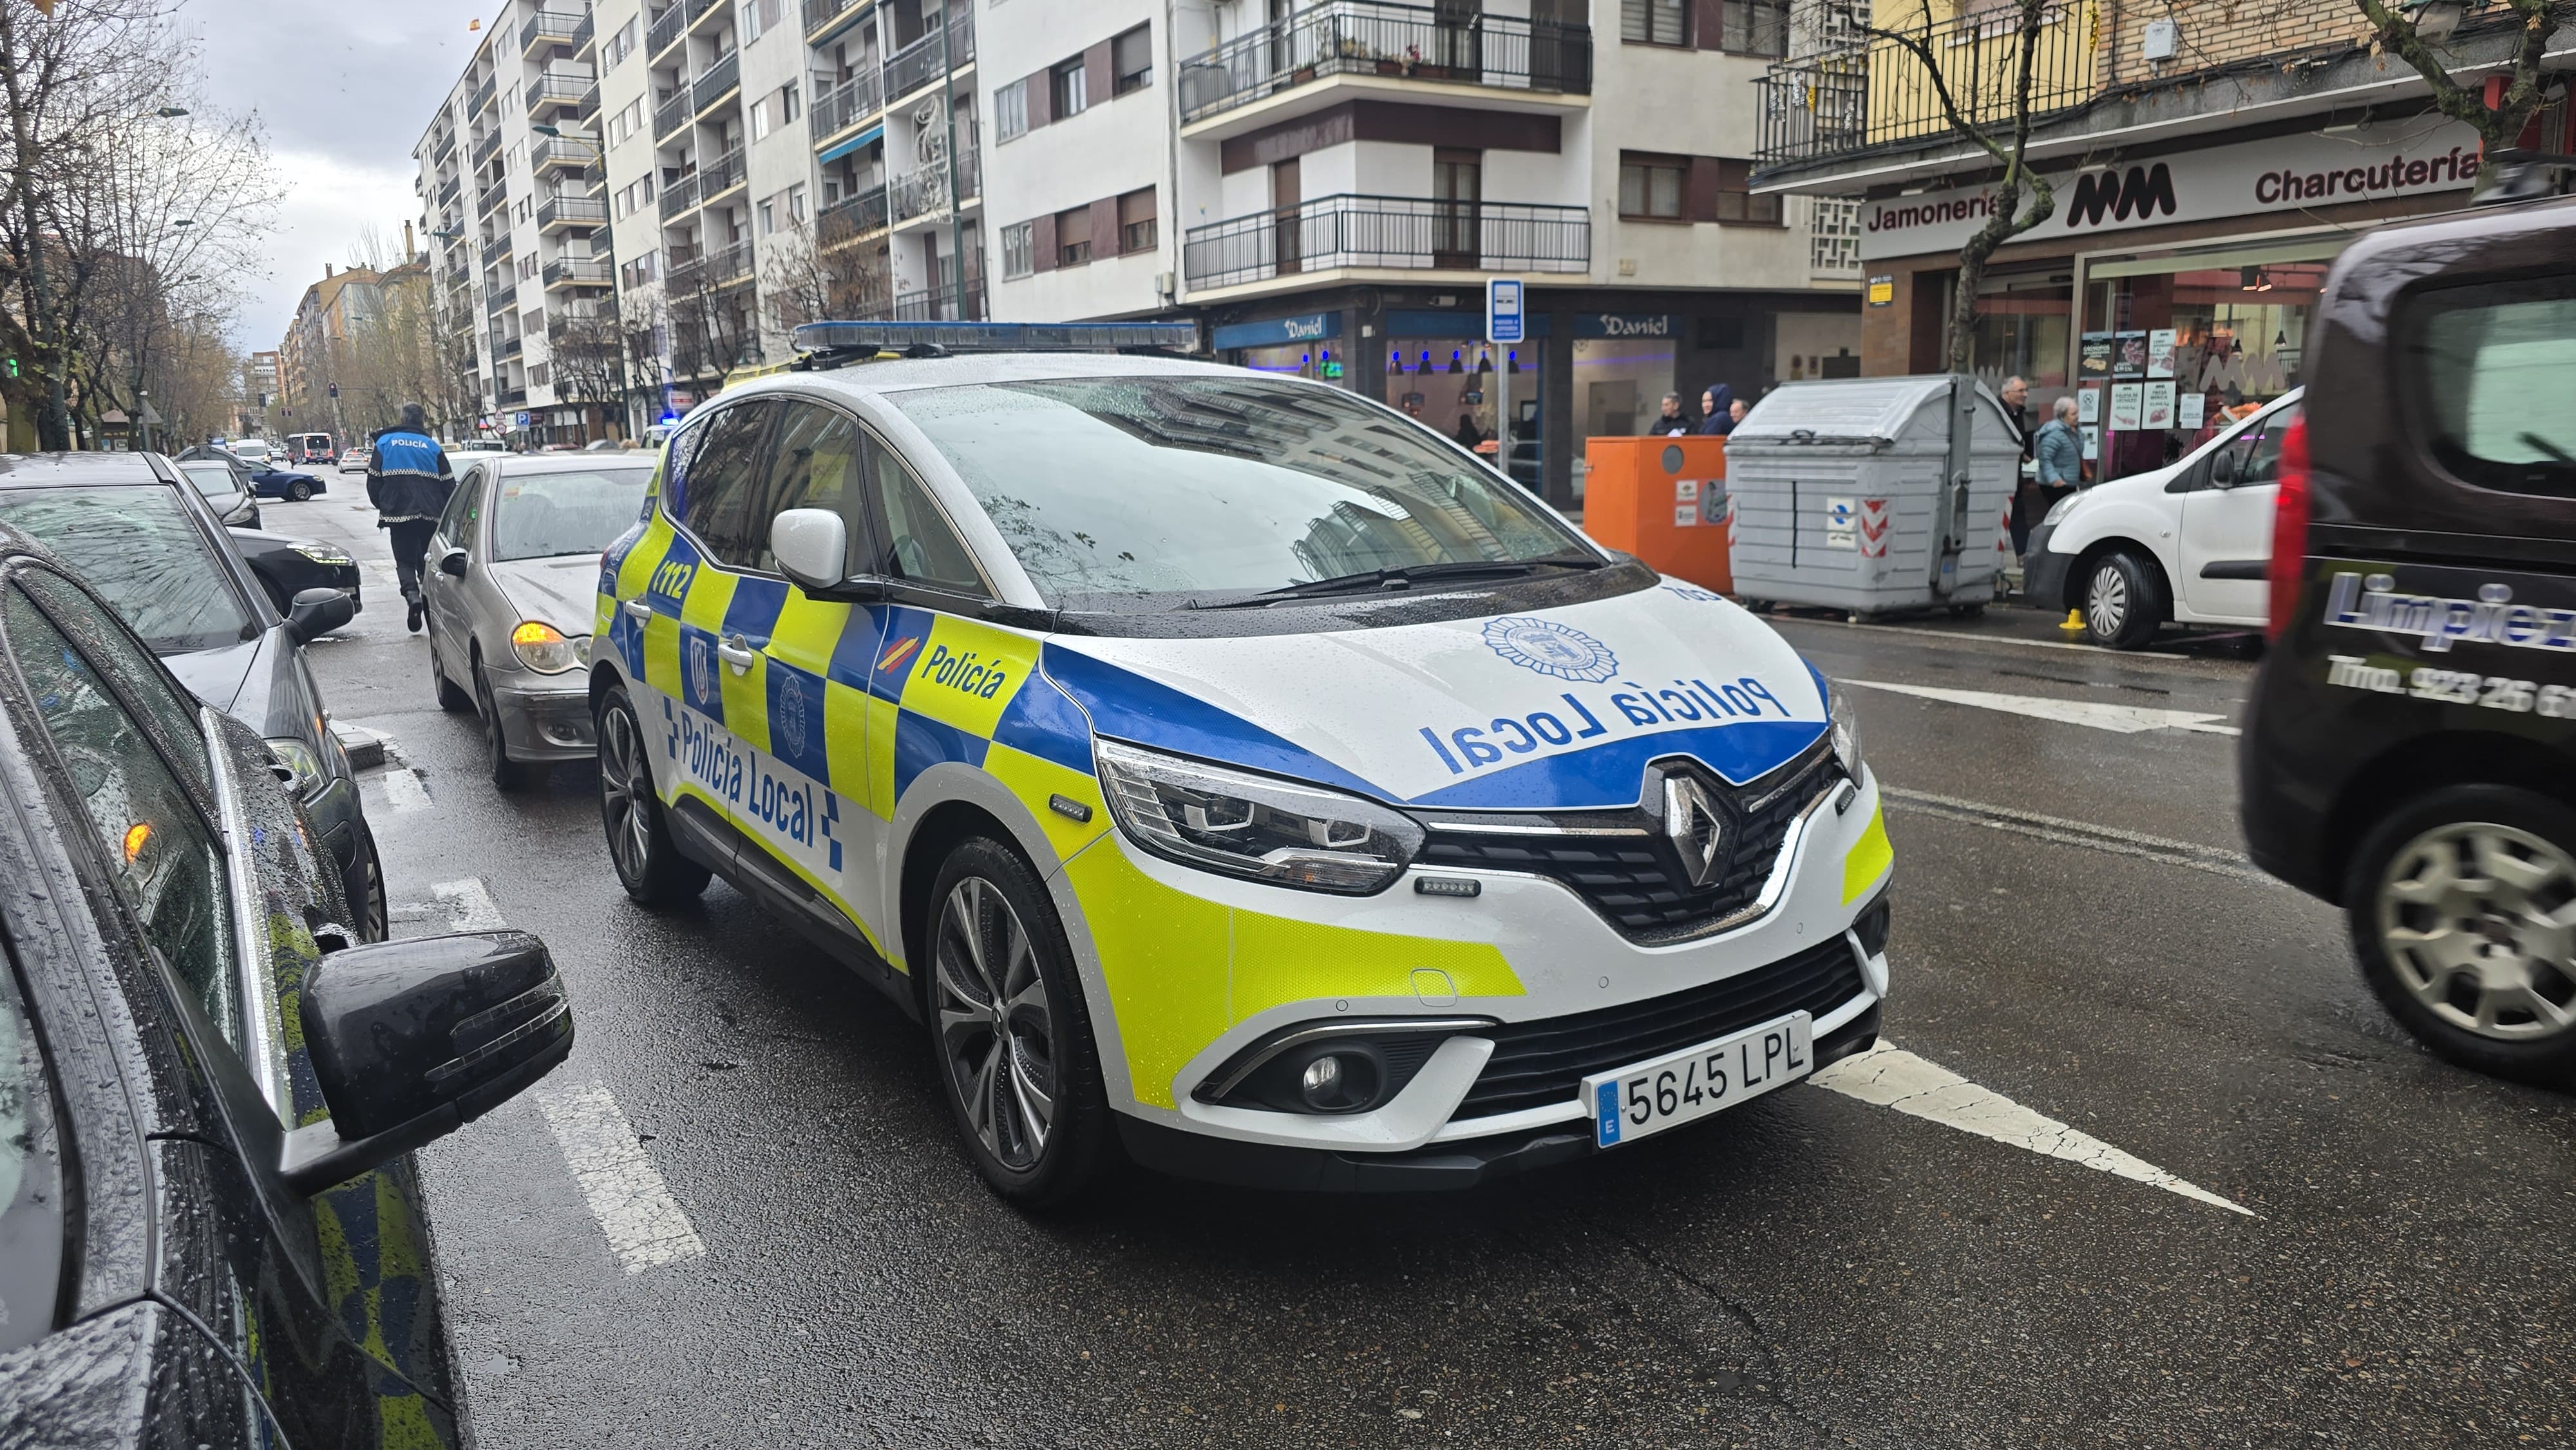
1482 616 1620 683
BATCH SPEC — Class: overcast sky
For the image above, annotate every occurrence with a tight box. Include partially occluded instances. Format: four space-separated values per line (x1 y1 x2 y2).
189 0 497 351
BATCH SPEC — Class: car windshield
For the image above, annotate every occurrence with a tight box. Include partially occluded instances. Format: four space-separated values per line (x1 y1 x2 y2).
177 462 240 499
891 376 1589 609
0 485 254 653
490 467 654 561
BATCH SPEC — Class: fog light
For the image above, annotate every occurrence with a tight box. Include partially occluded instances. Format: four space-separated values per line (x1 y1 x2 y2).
1300 1055 1344 1107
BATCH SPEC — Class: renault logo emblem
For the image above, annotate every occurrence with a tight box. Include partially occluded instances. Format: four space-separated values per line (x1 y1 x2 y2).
1663 775 1727 887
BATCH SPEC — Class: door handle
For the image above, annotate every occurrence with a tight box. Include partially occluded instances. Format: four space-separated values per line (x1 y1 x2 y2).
621 599 653 623
716 637 759 673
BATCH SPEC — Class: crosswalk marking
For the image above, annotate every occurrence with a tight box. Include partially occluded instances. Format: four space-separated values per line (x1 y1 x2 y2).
1815 1043 2255 1216
375 767 433 813
431 877 507 930
534 1080 707 1275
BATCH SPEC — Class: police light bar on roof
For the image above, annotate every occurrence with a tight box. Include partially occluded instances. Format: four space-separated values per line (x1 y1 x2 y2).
791 320 1200 355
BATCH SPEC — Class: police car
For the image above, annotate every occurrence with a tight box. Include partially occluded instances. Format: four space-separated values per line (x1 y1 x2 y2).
588 322 1893 1203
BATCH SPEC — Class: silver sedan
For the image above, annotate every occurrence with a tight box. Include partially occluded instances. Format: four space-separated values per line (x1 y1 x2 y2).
421 453 655 791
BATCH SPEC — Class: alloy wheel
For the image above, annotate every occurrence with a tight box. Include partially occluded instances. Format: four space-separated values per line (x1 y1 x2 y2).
934 876 1056 1172
2376 821 2576 1041
598 703 652 883
2085 563 2128 639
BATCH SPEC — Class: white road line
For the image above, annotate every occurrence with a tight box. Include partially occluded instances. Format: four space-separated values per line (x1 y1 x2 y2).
376 768 434 814
533 1080 707 1275
1815 1043 2255 1217
431 878 507 931
1878 786 2277 886
1775 614 2188 659
1843 678 2240 735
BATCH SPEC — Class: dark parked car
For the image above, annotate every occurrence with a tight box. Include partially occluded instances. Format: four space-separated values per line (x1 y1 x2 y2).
179 444 327 502
173 455 261 530
0 453 385 939
2240 178 2576 1083
226 523 363 618
0 519 574 1445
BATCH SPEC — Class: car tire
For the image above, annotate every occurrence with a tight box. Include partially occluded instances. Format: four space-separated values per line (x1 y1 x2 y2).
346 819 390 943
288 480 313 502
2345 786 2576 1084
2080 549 2165 650
429 637 473 712
474 663 545 793
596 683 710 907
925 837 1114 1209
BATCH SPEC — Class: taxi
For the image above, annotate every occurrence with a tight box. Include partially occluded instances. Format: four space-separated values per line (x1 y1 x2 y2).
588 322 1894 1204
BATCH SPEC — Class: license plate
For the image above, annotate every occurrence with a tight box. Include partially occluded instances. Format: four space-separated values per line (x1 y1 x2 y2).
1587 1012 1814 1149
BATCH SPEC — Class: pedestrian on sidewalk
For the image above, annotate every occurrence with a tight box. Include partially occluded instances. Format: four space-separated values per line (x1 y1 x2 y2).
367 401 455 635
1999 376 2038 565
1700 384 1737 436
1654 391 1696 437
2031 395 2085 552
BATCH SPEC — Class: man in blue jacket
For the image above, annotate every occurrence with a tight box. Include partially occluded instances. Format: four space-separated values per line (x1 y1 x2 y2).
366 402 456 634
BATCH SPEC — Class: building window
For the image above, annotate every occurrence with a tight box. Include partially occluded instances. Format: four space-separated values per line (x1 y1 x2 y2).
1620 0 1687 45
782 80 799 122
1113 24 1152 95
605 17 637 68
1002 220 1034 278
1050 58 1087 119
758 198 777 235
995 78 1027 141
788 183 807 223
529 362 550 388
1712 158 1783 225
1117 187 1157 253
1054 205 1091 266
752 99 773 140
1619 153 1686 219
1720 0 1789 57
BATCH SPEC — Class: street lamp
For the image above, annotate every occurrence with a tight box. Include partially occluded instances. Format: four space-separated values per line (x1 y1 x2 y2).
153 106 189 118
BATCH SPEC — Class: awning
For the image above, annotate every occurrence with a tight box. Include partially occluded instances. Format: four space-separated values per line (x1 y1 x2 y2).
818 124 883 165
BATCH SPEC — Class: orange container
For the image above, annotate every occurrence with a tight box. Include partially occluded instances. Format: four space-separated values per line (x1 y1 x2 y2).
1579 435 1733 592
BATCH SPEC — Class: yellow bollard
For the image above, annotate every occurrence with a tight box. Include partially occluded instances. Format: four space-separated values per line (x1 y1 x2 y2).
2060 608 2086 636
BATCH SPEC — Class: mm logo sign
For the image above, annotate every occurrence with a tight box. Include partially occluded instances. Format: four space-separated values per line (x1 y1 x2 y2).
2064 164 2177 229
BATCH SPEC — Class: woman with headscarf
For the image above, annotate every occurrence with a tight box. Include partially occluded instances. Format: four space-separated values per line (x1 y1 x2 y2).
1700 384 1737 435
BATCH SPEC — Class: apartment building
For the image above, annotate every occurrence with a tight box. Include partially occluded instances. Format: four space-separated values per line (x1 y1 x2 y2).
279 263 395 435
1750 0 2575 485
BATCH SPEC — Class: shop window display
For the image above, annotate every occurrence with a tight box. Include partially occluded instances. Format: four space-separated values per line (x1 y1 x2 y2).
2078 259 2329 481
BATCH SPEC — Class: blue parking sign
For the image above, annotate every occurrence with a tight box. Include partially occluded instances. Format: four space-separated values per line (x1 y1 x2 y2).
1486 278 1524 344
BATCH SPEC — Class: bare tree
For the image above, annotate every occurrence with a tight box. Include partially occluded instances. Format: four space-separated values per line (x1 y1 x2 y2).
2355 0 2571 186
1867 0 2059 375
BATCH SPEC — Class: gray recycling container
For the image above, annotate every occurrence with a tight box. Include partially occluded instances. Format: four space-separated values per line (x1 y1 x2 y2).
1724 375 2022 616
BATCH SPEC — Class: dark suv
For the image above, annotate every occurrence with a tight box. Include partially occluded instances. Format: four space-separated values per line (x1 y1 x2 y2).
2240 185 2576 1083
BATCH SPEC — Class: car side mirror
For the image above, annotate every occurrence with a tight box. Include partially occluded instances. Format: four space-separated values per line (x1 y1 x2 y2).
771 507 888 601
2208 449 2237 487
287 586 354 643
279 930 573 1196
438 547 468 578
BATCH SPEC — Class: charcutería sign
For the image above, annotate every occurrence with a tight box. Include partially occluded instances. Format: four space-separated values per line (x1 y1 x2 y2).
1858 120 2479 259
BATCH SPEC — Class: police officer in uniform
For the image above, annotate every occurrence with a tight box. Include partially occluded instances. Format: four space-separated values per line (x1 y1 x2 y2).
366 402 457 634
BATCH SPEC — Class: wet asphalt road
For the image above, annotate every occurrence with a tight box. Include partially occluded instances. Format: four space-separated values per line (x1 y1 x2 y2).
278 480 2573 1448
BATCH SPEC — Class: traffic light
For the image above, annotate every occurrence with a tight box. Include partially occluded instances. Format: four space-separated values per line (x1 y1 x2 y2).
3 358 16 378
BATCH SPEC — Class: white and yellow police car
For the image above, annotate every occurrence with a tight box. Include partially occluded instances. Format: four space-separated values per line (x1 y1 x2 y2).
589 322 1893 1203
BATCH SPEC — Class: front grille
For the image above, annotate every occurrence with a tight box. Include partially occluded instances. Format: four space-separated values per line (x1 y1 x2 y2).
1418 744 1842 943
1455 936 1867 1120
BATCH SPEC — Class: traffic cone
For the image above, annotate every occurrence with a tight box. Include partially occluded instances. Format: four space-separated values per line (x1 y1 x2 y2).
2060 608 2085 636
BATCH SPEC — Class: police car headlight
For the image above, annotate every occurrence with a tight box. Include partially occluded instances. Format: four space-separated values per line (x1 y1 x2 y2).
1095 740 1424 895
511 621 582 673
1828 687 1864 782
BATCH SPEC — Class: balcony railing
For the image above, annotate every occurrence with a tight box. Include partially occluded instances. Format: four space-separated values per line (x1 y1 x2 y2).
1754 5 2099 172
1177 2 1591 125
486 285 515 317
882 279 986 323
692 50 741 116
697 147 747 201
817 184 889 247
522 8 584 55
544 256 615 288
470 76 498 115
647 0 715 59
884 9 974 100
498 386 529 407
653 88 690 143
531 136 591 173
658 169 701 219
1182 193 1588 290
804 0 866 42
431 129 457 164
482 234 514 269
811 68 882 142
526 71 595 113
669 239 754 294
477 179 508 216
437 175 462 208
892 147 980 223
471 128 504 169
538 193 609 229
492 331 526 359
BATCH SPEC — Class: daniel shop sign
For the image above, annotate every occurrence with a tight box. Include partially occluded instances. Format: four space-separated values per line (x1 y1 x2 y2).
1858 120 2480 259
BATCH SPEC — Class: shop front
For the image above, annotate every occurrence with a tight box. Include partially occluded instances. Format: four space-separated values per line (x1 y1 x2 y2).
1856 115 2483 482
1212 312 1352 386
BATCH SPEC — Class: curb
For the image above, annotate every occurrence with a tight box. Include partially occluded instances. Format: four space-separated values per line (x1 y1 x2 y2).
333 722 387 770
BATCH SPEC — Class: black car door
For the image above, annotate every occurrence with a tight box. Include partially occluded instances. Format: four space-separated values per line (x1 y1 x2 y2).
0 563 461 1449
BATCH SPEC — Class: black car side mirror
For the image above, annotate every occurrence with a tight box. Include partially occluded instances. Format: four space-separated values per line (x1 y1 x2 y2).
279 930 573 1196
438 547 468 578
287 586 355 643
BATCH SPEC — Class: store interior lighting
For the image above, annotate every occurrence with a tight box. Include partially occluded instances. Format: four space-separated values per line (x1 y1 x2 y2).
1447 350 1465 374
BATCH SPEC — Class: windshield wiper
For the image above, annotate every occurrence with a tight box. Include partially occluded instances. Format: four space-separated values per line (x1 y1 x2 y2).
1186 555 1605 609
